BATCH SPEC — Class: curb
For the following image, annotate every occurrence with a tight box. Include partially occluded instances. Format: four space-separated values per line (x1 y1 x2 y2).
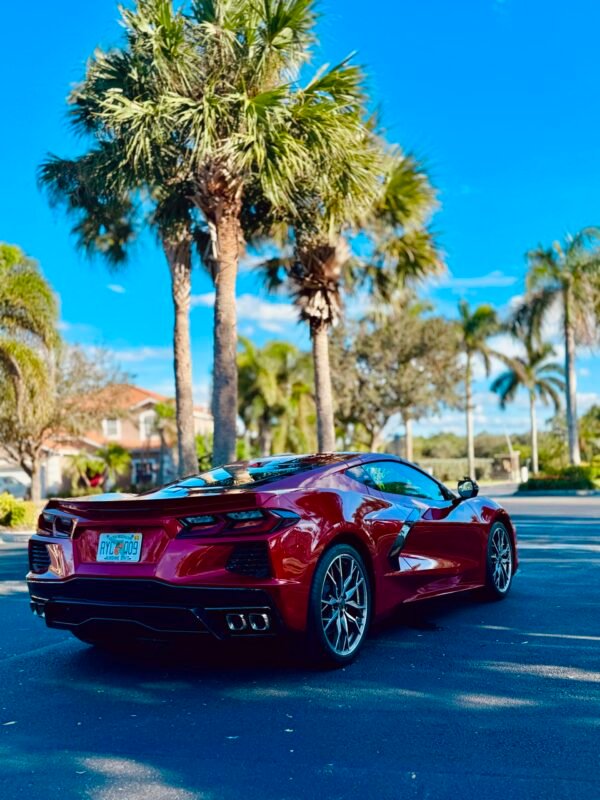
515 490 600 497
0 531 34 544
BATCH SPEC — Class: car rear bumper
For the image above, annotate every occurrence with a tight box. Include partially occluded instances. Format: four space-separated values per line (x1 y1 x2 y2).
27 577 284 641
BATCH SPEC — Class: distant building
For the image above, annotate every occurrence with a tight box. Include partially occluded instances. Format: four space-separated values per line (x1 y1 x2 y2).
0 384 213 498
80 384 213 488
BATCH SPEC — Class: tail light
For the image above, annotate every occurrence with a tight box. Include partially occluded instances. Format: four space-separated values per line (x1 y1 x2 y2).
178 508 300 538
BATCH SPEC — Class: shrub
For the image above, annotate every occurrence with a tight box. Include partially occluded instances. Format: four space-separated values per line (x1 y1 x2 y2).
519 465 596 492
0 493 40 529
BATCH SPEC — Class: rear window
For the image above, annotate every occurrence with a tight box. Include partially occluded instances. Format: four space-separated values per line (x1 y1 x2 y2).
144 455 355 495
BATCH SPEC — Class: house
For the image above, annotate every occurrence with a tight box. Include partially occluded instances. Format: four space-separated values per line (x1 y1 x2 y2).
0 384 213 498
82 384 213 489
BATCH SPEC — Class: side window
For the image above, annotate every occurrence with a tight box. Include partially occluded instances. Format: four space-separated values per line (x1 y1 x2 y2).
362 461 445 501
346 465 377 489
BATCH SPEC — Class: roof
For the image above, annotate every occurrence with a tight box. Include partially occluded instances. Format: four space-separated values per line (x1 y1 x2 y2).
110 384 169 410
85 383 211 414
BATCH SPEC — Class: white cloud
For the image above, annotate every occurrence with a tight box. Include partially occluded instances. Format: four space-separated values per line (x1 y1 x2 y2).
107 284 126 294
110 346 172 364
190 292 216 308
577 392 600 412
191 292 297 333
259 320 285 333
437 270 518 291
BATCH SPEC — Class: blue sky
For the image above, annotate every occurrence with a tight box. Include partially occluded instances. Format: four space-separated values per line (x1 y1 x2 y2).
1 0 599 437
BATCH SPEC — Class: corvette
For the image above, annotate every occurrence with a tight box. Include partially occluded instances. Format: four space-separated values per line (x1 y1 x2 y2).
27 453 517 665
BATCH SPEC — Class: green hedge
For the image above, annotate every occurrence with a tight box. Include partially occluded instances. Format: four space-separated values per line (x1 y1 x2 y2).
519 466 596 492
0 493 40 529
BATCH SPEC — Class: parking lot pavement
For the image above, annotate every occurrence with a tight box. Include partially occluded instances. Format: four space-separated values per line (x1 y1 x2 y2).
0 496 598 800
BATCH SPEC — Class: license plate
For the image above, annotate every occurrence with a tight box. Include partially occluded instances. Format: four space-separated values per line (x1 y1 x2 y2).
97 533 142 563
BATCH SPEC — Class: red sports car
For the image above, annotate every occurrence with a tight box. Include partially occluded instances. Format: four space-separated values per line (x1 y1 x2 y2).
27 453 517 666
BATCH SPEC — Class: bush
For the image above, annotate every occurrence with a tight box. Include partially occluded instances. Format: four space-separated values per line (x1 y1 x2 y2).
519 465 596 492
0 493 40 529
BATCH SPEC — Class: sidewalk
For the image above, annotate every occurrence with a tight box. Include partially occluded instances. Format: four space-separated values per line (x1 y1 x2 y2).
0 530 34 545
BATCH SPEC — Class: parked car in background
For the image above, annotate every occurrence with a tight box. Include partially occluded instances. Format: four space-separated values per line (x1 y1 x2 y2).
26 453 518 666
0 475 29 499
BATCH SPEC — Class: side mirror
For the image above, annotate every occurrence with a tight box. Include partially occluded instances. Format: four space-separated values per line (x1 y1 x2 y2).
457 477 479 500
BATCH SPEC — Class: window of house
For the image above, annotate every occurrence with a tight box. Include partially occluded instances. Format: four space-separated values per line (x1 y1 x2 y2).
139 411 156 440
103 418 120 439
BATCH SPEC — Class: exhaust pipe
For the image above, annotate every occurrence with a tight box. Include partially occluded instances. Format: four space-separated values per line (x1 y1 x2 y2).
249 613 270 632
225 613 248 632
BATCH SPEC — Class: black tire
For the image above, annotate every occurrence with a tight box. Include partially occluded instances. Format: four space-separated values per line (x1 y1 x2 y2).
306 543 372 668
481 521 514 600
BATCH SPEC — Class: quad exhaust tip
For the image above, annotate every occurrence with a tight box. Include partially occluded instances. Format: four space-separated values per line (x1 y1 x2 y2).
225 612 271 633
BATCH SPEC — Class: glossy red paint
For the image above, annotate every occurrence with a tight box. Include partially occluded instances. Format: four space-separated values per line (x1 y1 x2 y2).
26 454 518 645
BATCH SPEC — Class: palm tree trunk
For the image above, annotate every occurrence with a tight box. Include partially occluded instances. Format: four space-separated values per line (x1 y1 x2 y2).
164 235 197 477
212 211 240 466
529 390 539 474
563 287 581 465
258 420 273 457
404 416 414 462
311 321 335 452
466 354 475 477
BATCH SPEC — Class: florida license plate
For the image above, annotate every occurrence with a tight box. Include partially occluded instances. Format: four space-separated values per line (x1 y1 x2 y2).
97 533 142 563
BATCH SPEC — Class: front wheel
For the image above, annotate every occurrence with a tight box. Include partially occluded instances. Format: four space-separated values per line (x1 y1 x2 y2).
482 522 514 600
306 544 372 667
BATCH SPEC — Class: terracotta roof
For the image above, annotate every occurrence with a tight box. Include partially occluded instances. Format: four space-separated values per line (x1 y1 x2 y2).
111 383 169 409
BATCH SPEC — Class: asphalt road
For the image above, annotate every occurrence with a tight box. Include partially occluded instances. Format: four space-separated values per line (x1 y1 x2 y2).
1 495 598 800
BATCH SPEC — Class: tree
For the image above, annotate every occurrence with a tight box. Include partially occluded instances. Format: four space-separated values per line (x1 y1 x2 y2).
331 299 462 455
95 443 132 489
39 26 200 477
153 401 177 484
0 346 127 502
0 244 58 421
237 338 315 456
579 405 600 463
491 342 564 474
456 301 500 477
66 453 103 494
262 152 442 451
70 0 368 466
519 229 600 465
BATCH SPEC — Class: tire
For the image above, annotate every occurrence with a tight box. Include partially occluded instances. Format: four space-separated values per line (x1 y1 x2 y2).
482 521 514 600
306 543 372 667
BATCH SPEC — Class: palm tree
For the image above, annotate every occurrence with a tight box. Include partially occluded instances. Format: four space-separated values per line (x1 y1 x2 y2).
492 342 564 474
261 152 442 451
71 0 366 465
457 301 500 477
0 244 59 500
95 443 132 490
153 400 177 484
519 229 600 465
39 55 201 477
237 338 314 455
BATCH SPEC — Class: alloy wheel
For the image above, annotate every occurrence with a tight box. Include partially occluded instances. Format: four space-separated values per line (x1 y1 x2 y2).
490 526 512 593
320 553 368 656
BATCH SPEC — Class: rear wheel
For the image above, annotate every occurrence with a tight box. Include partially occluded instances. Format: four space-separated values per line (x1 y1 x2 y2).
482 522 514 600
307 544 371 667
